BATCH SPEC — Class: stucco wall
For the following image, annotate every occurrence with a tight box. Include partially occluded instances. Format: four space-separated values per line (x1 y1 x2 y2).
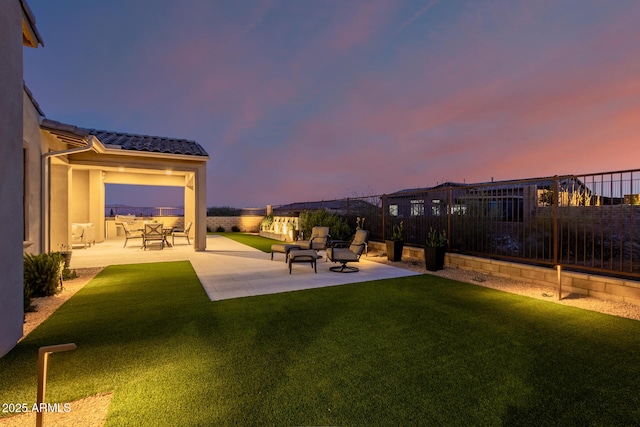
0 0 26 357
23 89 44 255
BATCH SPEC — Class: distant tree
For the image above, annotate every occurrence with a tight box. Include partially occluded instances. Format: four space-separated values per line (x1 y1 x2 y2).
207 206 241 216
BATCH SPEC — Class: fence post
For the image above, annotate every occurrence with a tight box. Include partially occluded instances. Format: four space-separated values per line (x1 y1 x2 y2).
553 175 559 266
382 194 387 241
557 264 562 300
447 186 452 250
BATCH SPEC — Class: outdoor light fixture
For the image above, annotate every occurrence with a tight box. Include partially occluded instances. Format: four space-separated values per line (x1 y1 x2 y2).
36 343 77 427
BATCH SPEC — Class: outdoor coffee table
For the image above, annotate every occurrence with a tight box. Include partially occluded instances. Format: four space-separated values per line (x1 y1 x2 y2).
270 244 301 262
287 249 318 274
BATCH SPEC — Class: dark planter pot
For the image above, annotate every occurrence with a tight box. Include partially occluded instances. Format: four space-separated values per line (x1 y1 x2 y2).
386 240 404 262
61 251 72 269
424 246 445 271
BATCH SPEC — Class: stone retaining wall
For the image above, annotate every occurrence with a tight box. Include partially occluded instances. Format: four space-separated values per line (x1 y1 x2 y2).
367 241 640 305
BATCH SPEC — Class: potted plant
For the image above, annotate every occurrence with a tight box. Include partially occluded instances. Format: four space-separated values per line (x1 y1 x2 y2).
386 221 404 262
58 244 72 269
424 227 447 271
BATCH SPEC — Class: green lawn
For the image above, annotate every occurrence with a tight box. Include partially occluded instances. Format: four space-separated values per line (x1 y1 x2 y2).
212 232 280 252
1 261 640 425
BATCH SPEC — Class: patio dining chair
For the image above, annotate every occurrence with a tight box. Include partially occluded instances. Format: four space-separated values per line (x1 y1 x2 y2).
326 230 369 272
143 223 165 250
172 221 192 246
121 222 143 248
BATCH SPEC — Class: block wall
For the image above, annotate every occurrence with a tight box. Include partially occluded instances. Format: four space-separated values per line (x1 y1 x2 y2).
367 241 640 305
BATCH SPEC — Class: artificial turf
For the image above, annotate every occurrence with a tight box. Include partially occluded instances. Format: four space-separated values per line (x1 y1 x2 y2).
1 261 639 425
212 232 279 252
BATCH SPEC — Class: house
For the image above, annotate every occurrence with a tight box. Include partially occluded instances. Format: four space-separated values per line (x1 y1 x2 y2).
1 0 44 357
1 0 209 357
386 177 596 222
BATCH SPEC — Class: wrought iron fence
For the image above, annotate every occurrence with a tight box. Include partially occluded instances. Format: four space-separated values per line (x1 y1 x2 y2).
278 169 640 280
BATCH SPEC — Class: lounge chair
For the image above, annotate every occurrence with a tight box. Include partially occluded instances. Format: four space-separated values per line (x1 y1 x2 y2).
326 230 369 272
121 221 143 248
298 226 330 251
172 221 192 246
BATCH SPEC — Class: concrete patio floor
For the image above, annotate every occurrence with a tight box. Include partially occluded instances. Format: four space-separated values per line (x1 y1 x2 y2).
70 235 421 301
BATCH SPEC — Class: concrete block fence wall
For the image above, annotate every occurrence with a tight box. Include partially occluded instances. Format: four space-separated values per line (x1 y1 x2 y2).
206 216 263 233
367 241 640 305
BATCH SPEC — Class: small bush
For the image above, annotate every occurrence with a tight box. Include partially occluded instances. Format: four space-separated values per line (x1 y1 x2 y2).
24 252 63 298
62 267 78 281
216 226 225 232
24 281 34 312
231 225 240 232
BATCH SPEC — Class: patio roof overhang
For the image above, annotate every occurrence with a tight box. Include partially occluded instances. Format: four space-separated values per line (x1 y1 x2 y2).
39 119 209 252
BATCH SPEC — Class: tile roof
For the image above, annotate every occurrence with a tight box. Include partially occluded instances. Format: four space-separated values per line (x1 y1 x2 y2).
40 118 208 158
88 129 209 157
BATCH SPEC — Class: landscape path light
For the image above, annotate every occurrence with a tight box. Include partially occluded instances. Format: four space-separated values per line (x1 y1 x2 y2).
36 343 77 427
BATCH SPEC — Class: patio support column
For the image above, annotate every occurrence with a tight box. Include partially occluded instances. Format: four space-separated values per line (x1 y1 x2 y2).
185 164 207 251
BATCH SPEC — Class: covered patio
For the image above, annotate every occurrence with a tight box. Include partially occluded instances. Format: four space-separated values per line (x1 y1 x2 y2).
69 234 421 301
40 119 209 253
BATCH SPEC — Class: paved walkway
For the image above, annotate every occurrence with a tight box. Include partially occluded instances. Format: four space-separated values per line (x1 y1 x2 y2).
70 235 421 301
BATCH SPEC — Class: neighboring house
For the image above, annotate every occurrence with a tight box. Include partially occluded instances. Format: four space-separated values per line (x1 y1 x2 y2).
274 198 377 216
386 177 597 222
2 0 209 358
1 0 44 357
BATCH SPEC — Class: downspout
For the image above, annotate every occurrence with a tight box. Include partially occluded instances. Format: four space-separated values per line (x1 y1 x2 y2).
40 135 95 252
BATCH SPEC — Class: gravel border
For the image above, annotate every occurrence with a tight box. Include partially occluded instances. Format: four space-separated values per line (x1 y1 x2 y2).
365 251 640 321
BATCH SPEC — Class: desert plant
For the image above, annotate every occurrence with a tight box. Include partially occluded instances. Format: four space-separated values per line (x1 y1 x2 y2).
426 227 447 247
23 252 64 297
391 221 404 242
260 214 274 231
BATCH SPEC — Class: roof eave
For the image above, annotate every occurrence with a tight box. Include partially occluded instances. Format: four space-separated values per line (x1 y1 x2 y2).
20 0 44 48
100 146 209 162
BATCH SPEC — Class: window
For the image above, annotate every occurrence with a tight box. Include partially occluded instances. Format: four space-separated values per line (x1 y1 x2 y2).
410 200 424 216
431 199 441 216
389 204 398 216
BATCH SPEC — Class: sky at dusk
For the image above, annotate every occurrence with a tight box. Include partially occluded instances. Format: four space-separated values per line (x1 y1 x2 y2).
23 0 640 208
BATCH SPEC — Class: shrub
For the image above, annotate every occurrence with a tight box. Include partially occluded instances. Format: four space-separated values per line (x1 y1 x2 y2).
231 225 240 232
24 281 34 312
216 226 225 232
299 210 352 241
24 252 64 298
207 206 242 216
62 267 78 281
260 214 274 231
